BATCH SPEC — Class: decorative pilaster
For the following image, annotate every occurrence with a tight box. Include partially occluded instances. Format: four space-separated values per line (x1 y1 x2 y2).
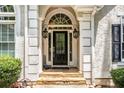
78 12 92 84
26 5 40 80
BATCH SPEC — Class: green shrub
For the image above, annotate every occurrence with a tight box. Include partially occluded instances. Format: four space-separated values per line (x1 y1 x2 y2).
111 68 124 88
0 56 21 88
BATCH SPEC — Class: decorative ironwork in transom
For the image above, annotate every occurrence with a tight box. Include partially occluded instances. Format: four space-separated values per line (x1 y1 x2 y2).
49 13 72 25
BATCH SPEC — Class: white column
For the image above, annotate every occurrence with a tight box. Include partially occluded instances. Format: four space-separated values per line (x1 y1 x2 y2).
15 6 25 80
38 18 43 73
91 14 95 85
24 5 29 79
78 18 84 73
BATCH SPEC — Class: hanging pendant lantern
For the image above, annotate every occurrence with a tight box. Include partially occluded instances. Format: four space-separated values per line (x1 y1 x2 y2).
73 29 79 38
42 28 48 38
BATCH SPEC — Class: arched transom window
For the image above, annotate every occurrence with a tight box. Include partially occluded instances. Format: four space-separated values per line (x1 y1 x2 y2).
0 5 14 12
0 5 15 57
0 5 15 20
49 13 72 25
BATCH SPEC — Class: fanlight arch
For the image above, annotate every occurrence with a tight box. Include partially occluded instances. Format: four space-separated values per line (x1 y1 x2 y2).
44 8 78 29
0 5 14 12
0 5 15 20
49 13 72 25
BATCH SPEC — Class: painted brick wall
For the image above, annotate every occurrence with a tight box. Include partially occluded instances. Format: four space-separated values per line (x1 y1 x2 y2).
94 6 124 78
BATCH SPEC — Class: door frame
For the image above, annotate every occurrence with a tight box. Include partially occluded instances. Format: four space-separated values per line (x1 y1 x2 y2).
46 25 77 68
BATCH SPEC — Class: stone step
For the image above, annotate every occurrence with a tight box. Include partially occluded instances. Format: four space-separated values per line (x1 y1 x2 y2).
36 81 86 85
38 77 85 81
40 74 83 77
33 85 88 88
37 80 86 85
41 72 82 75
40 72 83 78
37 72 86 85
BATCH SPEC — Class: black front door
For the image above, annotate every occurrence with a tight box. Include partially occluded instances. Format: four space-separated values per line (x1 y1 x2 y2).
53 31 68 65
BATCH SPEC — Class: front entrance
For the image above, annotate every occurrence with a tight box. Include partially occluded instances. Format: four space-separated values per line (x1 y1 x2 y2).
43 11 79 68
53 31 68 65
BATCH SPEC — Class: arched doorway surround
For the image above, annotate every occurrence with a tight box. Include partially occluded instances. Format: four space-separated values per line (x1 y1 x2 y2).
42 7 79 68
43 8 78 29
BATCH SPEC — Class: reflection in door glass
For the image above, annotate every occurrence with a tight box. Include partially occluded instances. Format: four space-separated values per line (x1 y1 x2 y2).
56 33 65 54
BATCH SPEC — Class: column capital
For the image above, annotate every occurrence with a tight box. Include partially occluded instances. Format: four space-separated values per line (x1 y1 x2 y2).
77 17 84 21
38 17 44 21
